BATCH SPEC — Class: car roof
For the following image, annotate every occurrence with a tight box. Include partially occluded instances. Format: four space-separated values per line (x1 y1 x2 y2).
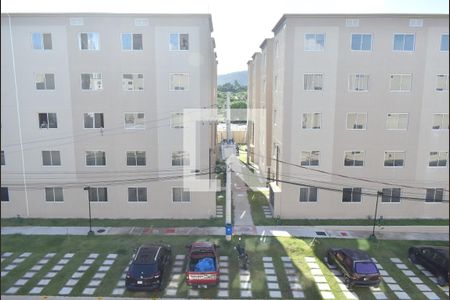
415 246 449 258
192 241 214 248
134 245 163 264
340 248 371 261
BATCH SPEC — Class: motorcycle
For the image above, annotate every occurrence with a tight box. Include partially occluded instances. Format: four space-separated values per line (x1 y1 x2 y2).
235 237 249 270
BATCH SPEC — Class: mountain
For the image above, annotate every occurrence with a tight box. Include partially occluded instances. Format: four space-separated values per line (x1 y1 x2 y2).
218 70 248 86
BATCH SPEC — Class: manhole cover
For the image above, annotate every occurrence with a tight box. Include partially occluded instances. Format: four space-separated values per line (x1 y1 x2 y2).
97 229 106 233
315 231 327 236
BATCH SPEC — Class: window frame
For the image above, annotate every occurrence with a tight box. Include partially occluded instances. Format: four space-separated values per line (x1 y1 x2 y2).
392 33 416 52
78 32 100 51
299 187 318 203
303 73 324 91
172 187 191 203
381 188 401 203
42 150 61 167
350 33 373 51
169 73 190 91
301 112 322 130
432 113 449 130
343 151 365 167
435 74 449 92
122 73 144 91
171 151 190 166
124 112 145 129
1 150 5 166
83 112 104 129
31 32 52 50
342 187 362 203
389 74 412 92
1 187 9 202
304 33 326 51
80 72 103 91
88 187 108 202
128 187 148 202
170 112 184 129
45 187 64 202
386 113 409 131
169 33 190 51
346 112 368 130
85 151 106 167
440 33 449 52
348 74 369 92
425 188 444 203
126 151 146 166
384 151 406 168
38 112 58 129
35 73 55 90
121 33 143 51
428 151 448 168
300 151 320 167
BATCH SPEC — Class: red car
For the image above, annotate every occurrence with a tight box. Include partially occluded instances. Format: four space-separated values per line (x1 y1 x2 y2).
185 241 220 288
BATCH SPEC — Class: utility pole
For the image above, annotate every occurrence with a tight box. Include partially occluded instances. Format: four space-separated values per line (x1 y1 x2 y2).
275 146 280 184
225 91 233 241
226 92 231 143
83 186 94 235
370 191 383 240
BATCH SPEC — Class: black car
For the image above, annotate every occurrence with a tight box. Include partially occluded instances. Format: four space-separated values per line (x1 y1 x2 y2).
126 244 172 291
327 248 381 288
408 245 449 286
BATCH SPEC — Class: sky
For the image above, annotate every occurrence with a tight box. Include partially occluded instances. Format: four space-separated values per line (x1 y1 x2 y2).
2 0 448 75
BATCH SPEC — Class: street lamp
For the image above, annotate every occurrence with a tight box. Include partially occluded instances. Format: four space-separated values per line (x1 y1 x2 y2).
370 191 383 240
83 186 94 235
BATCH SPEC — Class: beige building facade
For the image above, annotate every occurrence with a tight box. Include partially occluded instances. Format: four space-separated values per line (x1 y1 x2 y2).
1 13 218 219
248 14 449 219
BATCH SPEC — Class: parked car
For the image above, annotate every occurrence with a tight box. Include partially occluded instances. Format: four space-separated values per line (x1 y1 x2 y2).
327 248 381 288
185 241 220 288
126 244 172 291
408 245 449 286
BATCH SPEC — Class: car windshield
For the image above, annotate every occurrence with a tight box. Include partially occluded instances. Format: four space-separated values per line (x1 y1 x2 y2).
129 263 158 277
354 262 378 274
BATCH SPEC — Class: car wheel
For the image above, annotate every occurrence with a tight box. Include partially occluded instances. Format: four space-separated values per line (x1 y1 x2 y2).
327 253 335 266
437 276 447 286
344 276 352 288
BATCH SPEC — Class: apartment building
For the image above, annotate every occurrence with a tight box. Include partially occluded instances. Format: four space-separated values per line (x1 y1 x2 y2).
248 14 449 219
1 13 218 219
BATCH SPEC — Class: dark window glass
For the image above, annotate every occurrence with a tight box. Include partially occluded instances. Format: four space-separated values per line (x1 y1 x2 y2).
1 187 9 202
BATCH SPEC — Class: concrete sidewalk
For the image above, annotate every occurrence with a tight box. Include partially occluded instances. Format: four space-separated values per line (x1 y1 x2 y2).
1 225 448 241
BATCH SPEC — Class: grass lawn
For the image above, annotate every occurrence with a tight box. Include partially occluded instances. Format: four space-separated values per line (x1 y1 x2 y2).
1 234 448 299
249 191 450 226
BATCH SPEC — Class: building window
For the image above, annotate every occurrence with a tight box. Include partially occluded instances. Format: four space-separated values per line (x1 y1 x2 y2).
441 34 449 51
300 151 320 166
39 113 57 129
128 187 147 202
84 113 104 129
86 151 106 166
344 151 364 167
302 113 321 129
1 150 4 165
45 187 64 202
169 73 189 91
126 151 146 166
393 34 415 51
348 74 369 91
170 113 184 128
35 73 55 90
299 187 317 202
122 74 144 91
304 74 323 91
432 113 449 130
351 34 372 51
32 33 52 50
42 151 61 166
382 188 401 203
121 33 143 50
81 73 102 90
346 113 367 130
342 188 362 202
169 33 189 51
124 113 145 129
88 187 108 202
436 74 449 91
172 187 191 202
429 151 448 167
304 33 325 51
384 151 405 167
172 151 190 166
425 188 443 202
1 187 9 202
390 74 412 91
79 32 100 50
386 113 409 130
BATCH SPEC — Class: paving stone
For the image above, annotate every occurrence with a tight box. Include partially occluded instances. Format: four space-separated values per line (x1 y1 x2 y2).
290 282 302 290
402 270 415 276
29 287 44 294
394 291 411 300
72 272 84 279
343 291 358 299
240 281 251 289
376 263 383 269
5 287 19 294
390 258 402 263
281 256 292 262
220 274 229 281
78 265 89 271
218 290 229 297
107 254 118 259
20 252 32 257
83 287 96 295
266 275 278 282
175 254 185 260
219 281 229 288
383 276 396 283
410 277 423 284
284 262 294 268
1 258 4 262
165 288 177 296
87 253 98 259
15 278 28 286
240 290 252 297
313 275 327 283
12 258 25 263
263 256 273 262
59 259 69 264
220 256 228 261
292 291 305 298
23 272 36 278
64 253 75 258
117 280 125 287
219 261 228 267
287 275 299 282
83 259 94 265
103 259 115 265
240 270 251 276
415 264 424 270
172 266 182 273
171 274 181 281
423 292 440 300
307 262 320 269
66 279 78 286
112 288 125 295
52 265 63 271
387 283 402 291
45 253 56 258
379 270 388 276
286 268 297 275
269 290 282 298
173 260 184 266
93 273 106 279
188 289 199 296
38 279 51 286
89 280 101 287
45 272 57 278
371 257 378 263
416 284 432 292
2 252 13 257
38 259 49 265
31 265 43 271
311 268 323 275
221 267 229 274
264 262 274 268
396 263 408 269
305 257 316 262
167 281 178 288
320 291 335 299
1 271 9 277
422 270 433 277
267 282 279 289
99 266 110 272
59 287 72 295
265 268 275 275
317 283 331 291
372 292 388 300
